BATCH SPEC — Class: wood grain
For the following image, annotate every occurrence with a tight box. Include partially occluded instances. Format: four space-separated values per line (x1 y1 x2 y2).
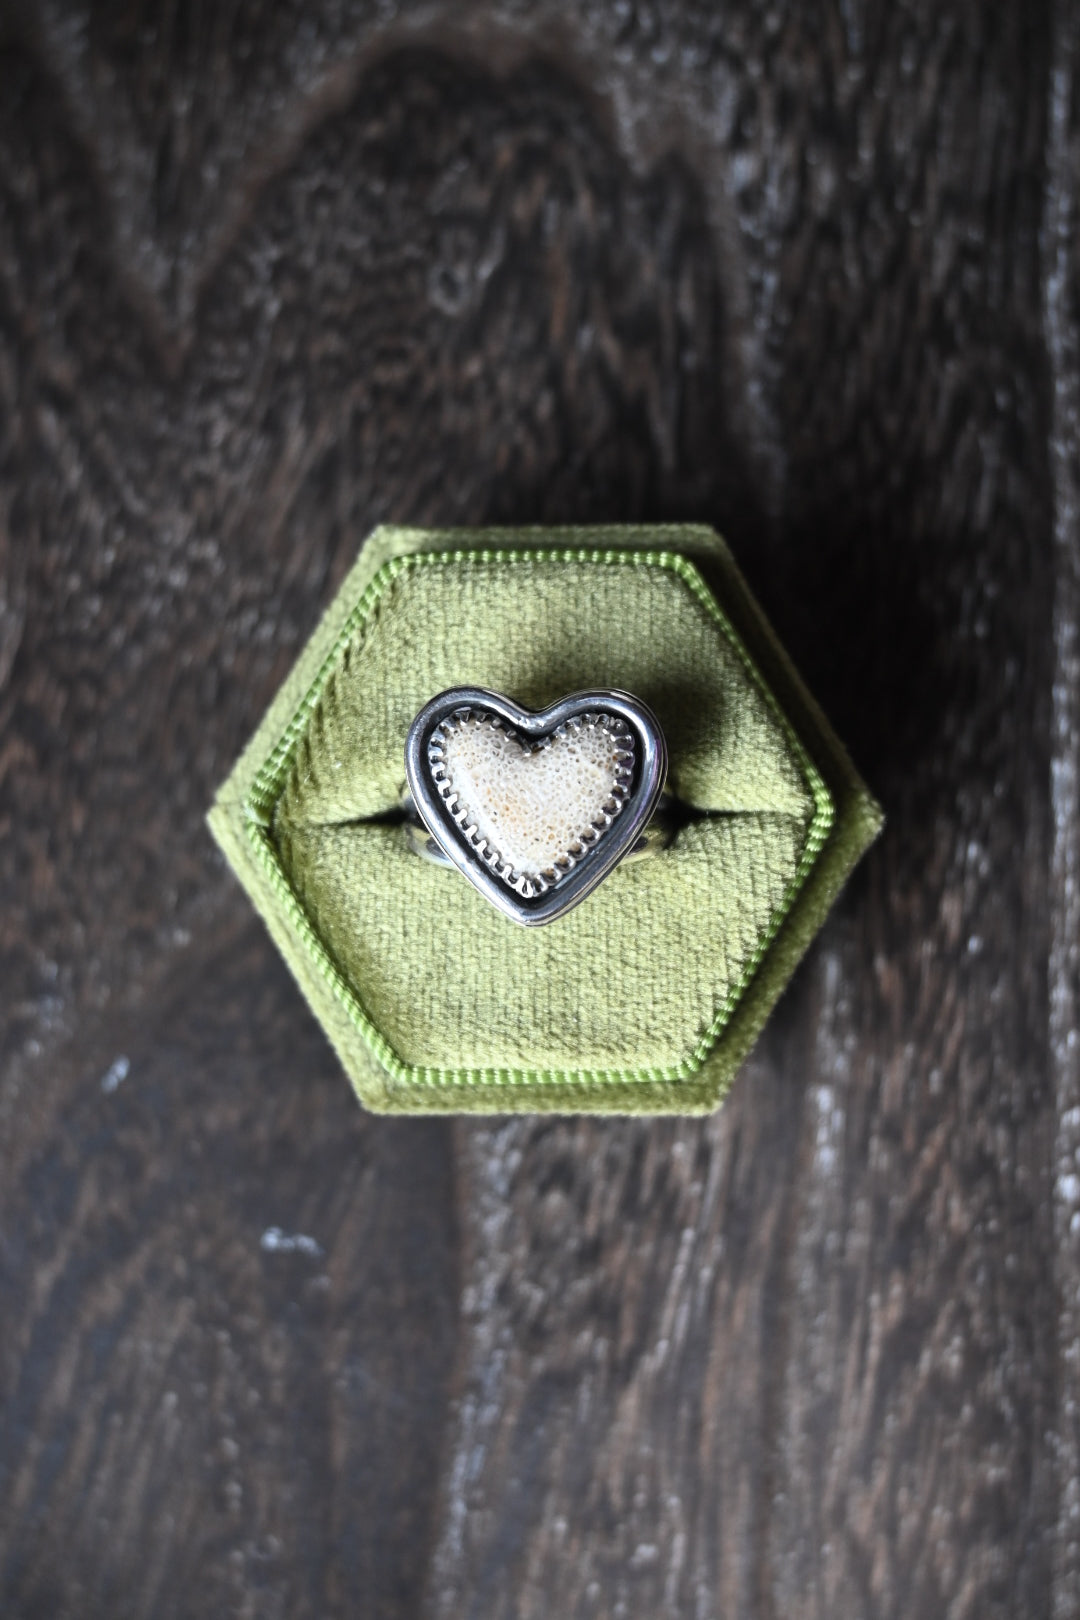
0 2 1075 1617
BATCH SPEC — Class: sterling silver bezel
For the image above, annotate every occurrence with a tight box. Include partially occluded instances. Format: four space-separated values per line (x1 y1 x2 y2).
404 686 668 926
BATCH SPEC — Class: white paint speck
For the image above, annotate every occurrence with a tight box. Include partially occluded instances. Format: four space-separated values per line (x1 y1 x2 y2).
101 1055 130 1094
260 1227 324 1258
813 1082 843 1174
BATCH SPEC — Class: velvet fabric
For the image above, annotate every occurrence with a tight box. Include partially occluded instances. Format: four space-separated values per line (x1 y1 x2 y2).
208 526 881 1114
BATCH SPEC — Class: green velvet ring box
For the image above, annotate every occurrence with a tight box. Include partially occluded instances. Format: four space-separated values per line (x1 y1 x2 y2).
208 525 881 1115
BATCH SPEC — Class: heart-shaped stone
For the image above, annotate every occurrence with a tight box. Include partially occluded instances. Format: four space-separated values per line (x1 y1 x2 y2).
405 688 668 926
429 709 635 896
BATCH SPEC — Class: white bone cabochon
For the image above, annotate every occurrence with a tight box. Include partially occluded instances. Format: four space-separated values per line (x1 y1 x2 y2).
432 713 634 883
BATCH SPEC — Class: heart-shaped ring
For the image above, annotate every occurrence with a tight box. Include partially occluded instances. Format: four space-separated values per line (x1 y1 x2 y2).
404 687 669 925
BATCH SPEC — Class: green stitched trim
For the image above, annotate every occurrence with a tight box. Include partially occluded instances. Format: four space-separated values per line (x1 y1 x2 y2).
241 547 835 1088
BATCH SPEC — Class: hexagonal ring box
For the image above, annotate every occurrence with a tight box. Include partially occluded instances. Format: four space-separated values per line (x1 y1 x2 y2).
208 526 881 1115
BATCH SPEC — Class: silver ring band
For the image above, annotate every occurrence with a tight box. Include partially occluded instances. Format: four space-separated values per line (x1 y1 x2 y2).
402 789 677 866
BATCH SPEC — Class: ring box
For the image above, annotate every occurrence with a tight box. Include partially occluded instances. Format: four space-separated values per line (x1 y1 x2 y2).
208 525 881 1115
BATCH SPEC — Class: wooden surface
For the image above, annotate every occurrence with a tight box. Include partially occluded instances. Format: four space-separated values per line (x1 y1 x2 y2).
0 1 1075 1615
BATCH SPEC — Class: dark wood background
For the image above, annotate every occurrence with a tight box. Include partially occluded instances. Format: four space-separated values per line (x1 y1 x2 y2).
0 1 1075 1615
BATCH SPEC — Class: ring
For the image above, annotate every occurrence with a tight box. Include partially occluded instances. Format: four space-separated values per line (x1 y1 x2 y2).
404 687 669 926
402 791 677 866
